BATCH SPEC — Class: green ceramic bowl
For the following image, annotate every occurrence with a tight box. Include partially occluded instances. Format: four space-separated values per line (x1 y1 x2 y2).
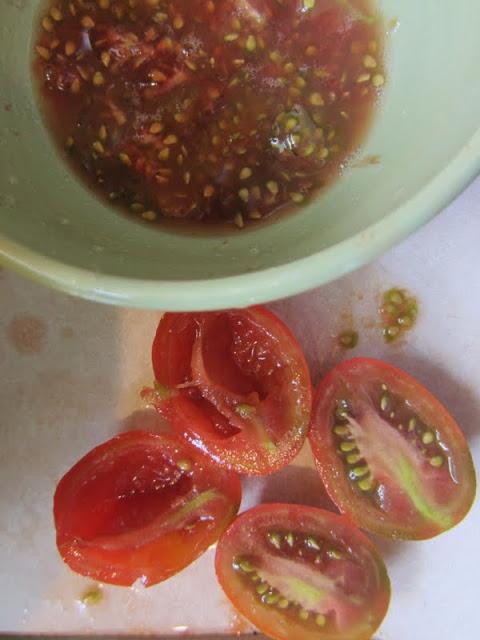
0 1 479 310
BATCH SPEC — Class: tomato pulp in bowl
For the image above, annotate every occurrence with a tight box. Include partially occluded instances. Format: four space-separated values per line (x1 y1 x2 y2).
32 0 385 231
1 0 480 308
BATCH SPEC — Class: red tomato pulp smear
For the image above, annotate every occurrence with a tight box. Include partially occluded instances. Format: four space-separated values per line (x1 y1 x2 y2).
309 358 476 540
33 0 385 229
54 431 241 586
146 306 312 475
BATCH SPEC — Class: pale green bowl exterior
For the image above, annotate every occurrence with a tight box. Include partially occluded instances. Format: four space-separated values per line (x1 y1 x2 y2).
1 1 479 309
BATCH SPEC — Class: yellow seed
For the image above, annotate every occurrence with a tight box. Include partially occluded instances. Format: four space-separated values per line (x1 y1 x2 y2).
70 77 81 93
315 614 326 627
101 51 111 67
269 50 282 63
65 136 74 148
231 17 241 30
372 73 385 87
211 135 221 146
290 193 304 204
249 210 262 220
36 46 51 61
333 425 350 437
150 69 167 82
42 16 54 31
93 71 105 86
296 76 306 89
50 38 60 50
299 610 310 621
351 466 369 478
266 181 279 195
302 142 316 157
357 73 371 83
185 60 197 71
346 452 362 465
369 40 378 53
173 15 184 29
284 62 295 74
98 125 107 141
422 431 435 445
164 134 178 145
130 202 144 213
64 41 76 56
99 0 110 8
240 167 252 180
92 140 104 154
174 113 187 123
340 441 357 453
363 54 377 69
183 171 191 185
50 6 62 21
305 45 317 57
319 147 329 159
206 0 215 11
234 212 245 228
238 188 249 203
429 455 444 468
119 152 132 166
309 92 324 106
203 185 215 198
142 210 157 221
149 122 163 134
358 476 374 491
303 0 316 10
158 148 170 160
245 35 256 52
285 117 298 132
81 15 95 28
224 33 239 42
278 598 289 609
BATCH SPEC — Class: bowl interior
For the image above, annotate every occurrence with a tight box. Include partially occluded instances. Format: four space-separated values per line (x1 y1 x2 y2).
1 0 479 308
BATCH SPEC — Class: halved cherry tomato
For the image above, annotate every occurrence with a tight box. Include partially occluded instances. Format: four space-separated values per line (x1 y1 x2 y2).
309 358 476 540
215 503 390 640
146 306 312 475
54 431 241 586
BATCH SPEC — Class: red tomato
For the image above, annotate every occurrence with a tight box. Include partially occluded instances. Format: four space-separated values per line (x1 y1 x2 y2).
54 431 241 586
147 306 312 475
309 358 476 540
215 503 390 640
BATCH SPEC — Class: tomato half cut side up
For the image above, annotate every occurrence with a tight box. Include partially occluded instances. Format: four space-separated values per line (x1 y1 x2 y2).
215 504 390 640
54 431 241 586
309 358 476 540
147 306 312 475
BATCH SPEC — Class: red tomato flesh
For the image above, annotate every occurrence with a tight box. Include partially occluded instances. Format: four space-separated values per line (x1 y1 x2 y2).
147 306 312 475
54 431 241 586
215 503 390 640
309 358 476 540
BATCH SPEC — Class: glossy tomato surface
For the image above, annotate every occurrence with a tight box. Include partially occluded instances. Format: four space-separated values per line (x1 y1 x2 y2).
215 504 390 640
54 431 241 586
309 358 476 540
148 306 312 475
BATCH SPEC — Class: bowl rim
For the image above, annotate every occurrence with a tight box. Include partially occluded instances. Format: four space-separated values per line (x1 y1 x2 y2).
1 127 479 310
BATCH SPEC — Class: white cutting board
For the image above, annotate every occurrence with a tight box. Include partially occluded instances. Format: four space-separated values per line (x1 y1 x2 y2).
0 176 479 639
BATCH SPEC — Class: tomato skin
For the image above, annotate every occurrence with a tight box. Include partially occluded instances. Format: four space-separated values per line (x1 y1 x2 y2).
309 358 477 540
54 431 241 586
215 503 390 640
150 306 312 475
